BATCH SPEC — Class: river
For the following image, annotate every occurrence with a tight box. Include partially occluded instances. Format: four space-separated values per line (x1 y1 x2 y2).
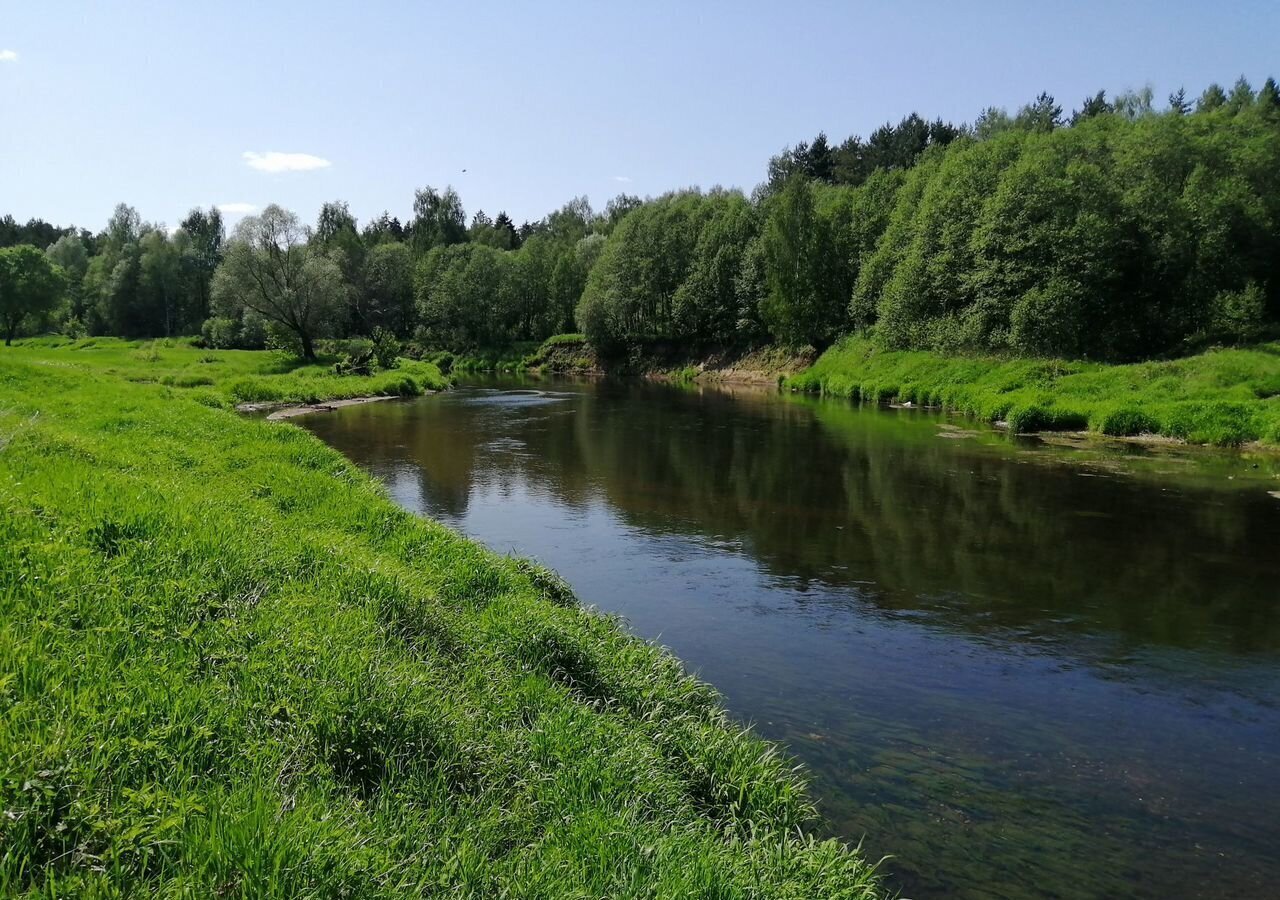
299 375 1280 899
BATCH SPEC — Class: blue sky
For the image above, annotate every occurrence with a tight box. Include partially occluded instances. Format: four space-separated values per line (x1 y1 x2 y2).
3 1 1278 233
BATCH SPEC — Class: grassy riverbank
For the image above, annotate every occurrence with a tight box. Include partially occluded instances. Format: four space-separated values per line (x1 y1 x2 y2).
0 349 881 896
789 336 1280 446
524 335 812 384
8 337 449 407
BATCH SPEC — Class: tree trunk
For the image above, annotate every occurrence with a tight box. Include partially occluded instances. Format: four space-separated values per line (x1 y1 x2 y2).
299 330 316 361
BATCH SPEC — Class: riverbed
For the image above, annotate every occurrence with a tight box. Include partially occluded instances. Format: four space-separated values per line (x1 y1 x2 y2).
300 375 1280 899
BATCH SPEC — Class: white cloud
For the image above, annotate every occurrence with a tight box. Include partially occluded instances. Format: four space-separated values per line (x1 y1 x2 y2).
216 202 258 214
613 175 632 183
242 151 331 173
0 50 18 63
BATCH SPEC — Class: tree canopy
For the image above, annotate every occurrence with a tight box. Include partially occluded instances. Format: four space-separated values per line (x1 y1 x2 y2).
0 245 67 344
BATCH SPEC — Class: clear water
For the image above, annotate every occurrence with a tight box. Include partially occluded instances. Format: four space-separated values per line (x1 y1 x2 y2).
299 375 1280 899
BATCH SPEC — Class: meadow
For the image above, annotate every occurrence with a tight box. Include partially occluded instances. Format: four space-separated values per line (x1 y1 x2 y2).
0 343 881 897
788 336 1280 446
7 336 449 407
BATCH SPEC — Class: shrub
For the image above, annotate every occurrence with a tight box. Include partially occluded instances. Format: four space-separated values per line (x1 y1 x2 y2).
334 338 375 376
371 327 400 370
424 350 455 374
1211 282 1268 343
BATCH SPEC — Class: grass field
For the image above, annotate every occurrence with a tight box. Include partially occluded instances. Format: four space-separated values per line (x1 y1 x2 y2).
789 336 1280 446
7 337 449 407
0 345 882 897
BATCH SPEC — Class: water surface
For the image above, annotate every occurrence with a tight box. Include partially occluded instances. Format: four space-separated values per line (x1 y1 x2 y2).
301 376 1280 899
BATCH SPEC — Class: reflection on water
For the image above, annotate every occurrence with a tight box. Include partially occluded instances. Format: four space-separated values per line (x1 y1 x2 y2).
300 376 1280 899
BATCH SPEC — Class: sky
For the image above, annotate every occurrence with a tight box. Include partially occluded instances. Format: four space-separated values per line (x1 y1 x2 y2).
3 0 1279 234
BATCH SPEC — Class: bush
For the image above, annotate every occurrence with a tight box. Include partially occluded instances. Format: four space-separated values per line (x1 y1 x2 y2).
424 350 455 374
202 313 268 350
334 338 375 376
62 316 88 340
371 327 400 370
1211 283 1268 343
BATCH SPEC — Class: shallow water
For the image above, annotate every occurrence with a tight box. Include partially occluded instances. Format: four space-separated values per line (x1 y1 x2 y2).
300 376 1280 899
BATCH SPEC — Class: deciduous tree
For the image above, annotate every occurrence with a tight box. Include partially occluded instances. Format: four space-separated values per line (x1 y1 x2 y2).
0 245 67 344
211 205 345 360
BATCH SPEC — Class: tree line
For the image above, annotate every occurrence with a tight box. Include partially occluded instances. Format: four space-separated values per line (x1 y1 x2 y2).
582 77 1280 361
2 75 1278 362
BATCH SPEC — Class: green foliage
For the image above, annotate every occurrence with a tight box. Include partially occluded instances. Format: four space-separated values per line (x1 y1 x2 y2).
7 72 1280 370
1096 408 1160 436
578 190 761 354
790 336 1280 446
0 244 68 344
760 178 851 348
334 337 375 375
370 327 400 370
414 243 514 351
361 242 416 336
410 185 468 254
855 109 1280 360
212 206 347 360
0 349 880 898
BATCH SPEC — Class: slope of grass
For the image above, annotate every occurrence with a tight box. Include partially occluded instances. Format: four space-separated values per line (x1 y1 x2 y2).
10 337 448 407
443 342 543 374
0 352 882 897
789 336 1280 446
523 334 600 374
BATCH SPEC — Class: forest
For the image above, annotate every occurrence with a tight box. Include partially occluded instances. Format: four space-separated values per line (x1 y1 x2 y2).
3 76 1278 363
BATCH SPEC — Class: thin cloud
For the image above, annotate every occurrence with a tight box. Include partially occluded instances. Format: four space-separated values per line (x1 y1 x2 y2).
613 175 632 183
242 151 331 173
0 50 18 63
216 202 258 214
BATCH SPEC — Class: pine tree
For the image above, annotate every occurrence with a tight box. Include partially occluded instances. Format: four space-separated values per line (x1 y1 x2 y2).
1071 90 1111 125
1197 83 1227 112
1226 76 1255 113
806 132 835 182
1017 92 1064 133
1167 87 1191 115
1258 77 1280 117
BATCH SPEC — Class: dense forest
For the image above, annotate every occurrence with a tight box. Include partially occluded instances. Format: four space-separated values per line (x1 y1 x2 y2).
3 76 1278 362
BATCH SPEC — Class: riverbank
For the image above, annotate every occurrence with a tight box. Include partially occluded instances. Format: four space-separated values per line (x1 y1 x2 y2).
525 334 814 385
788 336 1280 447
0 347 882 896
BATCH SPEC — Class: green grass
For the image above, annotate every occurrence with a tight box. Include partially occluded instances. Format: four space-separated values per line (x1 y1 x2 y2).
447 342 543 374
10 337 448 408
788 336 1280 446
537 332 587 348
0 349 882 897
524 334 599 374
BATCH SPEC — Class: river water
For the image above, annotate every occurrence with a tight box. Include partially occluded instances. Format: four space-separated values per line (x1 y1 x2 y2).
299 376 1280 899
